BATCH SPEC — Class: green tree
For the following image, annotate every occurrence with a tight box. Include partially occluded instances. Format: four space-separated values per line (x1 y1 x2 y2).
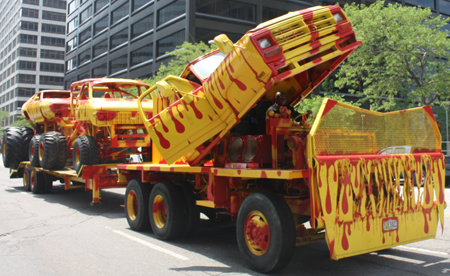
11 115 33 128
336 1 450 111
140 41 216 87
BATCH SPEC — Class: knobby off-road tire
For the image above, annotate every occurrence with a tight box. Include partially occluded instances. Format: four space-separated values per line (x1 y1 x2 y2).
149 182 187 240
31 169 43 194
39 132 67 170
125 179 152 231
3 127 34 169
72 136 99 173
174 181 199 237
29 135 41 167
236 192 296 274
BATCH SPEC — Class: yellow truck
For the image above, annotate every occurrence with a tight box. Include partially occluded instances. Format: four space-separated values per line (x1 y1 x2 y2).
115 5 447 273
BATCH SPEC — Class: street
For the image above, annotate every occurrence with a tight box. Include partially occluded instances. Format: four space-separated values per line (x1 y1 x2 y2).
1 166 449 276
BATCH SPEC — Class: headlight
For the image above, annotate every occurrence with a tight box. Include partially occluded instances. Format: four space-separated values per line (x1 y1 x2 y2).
333 13 343 22
258 38 272 49
243 137 259 162
229 137 243 162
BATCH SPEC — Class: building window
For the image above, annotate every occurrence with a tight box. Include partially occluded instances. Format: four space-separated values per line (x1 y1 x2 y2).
440 0 450 15
43 0 66 9
17 74 36 84
42 11 66 22
79 26 91 44
23 0 39 5
92 63 107 77
78 71 90 80
93 39 107 58
195 28 242 43
262 7 287 22
68 0 79 15
196 0 255 22
158 0 185 26
131 44 152 67
78 49 91 65
111 2 129 25
157 30 184 57
94 0 108 13
42 23 66 34
19 34 37 44
80 5 93 24
110 28 128 49
110 54 127 74
17 61 37 70
66 37 78 52
18 48 37 57
19 21 38 31
132 14 153 39
132 0 151 12
94 15 108 35
67 17 79 33
40 62 64 72
17 87 35 97
41 49 65 60
41 37 65 47
66 57 77 71
405 0 435 9
21 8 39 18
40 76 64 85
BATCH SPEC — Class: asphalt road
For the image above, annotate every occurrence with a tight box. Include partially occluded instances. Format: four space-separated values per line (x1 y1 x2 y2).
1 166 449 276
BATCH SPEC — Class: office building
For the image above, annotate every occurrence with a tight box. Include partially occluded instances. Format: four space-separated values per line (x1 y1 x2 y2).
0 0 67 125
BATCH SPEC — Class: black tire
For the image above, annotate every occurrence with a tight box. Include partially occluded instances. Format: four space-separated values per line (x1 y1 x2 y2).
175 181 199 237
149 182 187 240
42 174 53 194
2 127 33 169
29 135 41 167
72 136 99 173
236 192 296 273
39 131 67 170
31 170 43 194
125 179 152 231
23 167 31 191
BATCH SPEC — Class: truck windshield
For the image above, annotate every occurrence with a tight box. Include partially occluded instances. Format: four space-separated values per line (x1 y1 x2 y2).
191 51 227 80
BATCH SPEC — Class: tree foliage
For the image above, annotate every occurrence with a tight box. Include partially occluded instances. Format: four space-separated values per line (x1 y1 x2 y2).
140 41 217 87
336 1 450 111
11 115 33 128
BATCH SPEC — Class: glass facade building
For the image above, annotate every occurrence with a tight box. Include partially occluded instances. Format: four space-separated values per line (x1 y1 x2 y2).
63 0 449 92
0 0 66 125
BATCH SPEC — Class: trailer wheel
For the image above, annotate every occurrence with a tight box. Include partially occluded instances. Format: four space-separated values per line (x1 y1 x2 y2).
72 136 99 173
175 181 199 237
3 127 31 169
125 179 151 231
23 167 31 191
29 135 41 167
39 132 67 170
149 182 187 240
236 192 296 273
31 170 43 194
42 174 53 194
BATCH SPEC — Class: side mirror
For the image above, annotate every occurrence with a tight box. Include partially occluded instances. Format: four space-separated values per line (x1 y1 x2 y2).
156 81 173 97
214 34 234 54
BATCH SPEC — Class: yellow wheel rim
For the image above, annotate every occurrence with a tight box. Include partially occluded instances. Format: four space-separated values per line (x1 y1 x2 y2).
127 191 138 221
75 148 80 165
152 195 167 229
30 170 35 190
23 171 28 188
2 139 6 156
244 211 271 256
39 141 44 161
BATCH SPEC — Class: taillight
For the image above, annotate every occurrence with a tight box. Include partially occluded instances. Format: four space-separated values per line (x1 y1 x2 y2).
229 137 243 162
265 48 281 59
96 111 116 121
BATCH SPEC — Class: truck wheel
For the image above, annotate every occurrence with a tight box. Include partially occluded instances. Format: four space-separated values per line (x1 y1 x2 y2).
31 170 43 194
149 182 187 240
72 136 99 173
29 135 41 167
39 132 67 170
236 192 296 273
175 181 199 237
125 179 152 231
42 174 53 194
3 127 27 169
23 167 32 191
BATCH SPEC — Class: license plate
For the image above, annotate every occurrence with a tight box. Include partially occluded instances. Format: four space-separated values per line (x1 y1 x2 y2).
382 218 398 232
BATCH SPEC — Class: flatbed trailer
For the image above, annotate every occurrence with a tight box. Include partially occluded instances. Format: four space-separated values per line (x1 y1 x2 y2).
13 161 136 204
